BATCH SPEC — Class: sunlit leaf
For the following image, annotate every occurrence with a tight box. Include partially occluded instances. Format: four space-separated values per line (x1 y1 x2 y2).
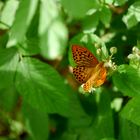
0 47 19 89
82 12 99 33
113 65 140 97
61 0 100 18
39 0 68 59
99 5 111 27
0 0 19 27
121 95 140 126
15 58 69 116
115 0 128 6
123 1 140 28
8 0 38 46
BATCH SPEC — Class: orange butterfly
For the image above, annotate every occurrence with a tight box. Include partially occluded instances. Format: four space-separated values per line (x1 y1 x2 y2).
72 45 106 92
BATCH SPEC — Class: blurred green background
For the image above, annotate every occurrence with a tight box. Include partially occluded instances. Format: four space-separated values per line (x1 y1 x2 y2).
0 0 140 140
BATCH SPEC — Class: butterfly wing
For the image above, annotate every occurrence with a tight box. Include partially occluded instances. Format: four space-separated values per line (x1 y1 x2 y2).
94 65 106 87
72 45 99 67
72 45 106 92
83 63 106 92
73 66 93 83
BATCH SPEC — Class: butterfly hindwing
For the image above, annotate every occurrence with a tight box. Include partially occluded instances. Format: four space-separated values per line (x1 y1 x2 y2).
72 45 98 67
73 66 93 83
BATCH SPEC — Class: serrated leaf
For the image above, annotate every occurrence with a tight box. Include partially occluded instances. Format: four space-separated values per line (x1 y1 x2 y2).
119 116 140 140
39 0 68 60
0 47 19 89
130 2 140 21
99 5 111 26
8 0 38 46
123 1 140 28
61 0 100 18
15 58 69 116
121 95 140 126
123 12 138 29
113 65 140 97
22 101 49 140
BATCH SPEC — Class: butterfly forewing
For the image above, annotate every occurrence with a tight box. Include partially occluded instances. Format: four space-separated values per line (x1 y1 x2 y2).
72 45 99 67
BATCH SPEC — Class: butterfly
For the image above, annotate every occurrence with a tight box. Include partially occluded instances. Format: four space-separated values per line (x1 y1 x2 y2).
72 45 106 92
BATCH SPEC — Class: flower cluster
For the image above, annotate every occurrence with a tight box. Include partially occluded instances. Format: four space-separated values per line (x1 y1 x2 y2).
104 47 117 72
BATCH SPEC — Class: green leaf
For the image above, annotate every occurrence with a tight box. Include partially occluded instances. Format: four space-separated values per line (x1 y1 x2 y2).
121 95 140 126
67 89 114 140
130 1 140 21
69 92 88 118
82 12 99 33
99 5 111 27
61 0 100 18
17 38 40 56
0 87 18 112
0 0 19 27
19 7 40 56
0 47 19 89
123 12 138 29
105 0 114 4
0 32 9 48
40 20 68 59
119 117 140 140
61 132 77 140
90 90 114 139
101 138 116 140
123 1 140 28
22 101 49 140
115 0 128 6
39 0 68 59
8 0 38 46
15 58 69 116
113 65 140 97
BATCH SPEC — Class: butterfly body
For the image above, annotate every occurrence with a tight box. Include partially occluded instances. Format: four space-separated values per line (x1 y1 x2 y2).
72 45 106 92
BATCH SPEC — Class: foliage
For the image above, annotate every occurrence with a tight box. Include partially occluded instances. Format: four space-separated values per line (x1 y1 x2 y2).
0 0 140 139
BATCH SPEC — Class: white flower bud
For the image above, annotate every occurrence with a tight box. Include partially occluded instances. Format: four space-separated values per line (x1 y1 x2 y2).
96 48 101 55
110 47 117 54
